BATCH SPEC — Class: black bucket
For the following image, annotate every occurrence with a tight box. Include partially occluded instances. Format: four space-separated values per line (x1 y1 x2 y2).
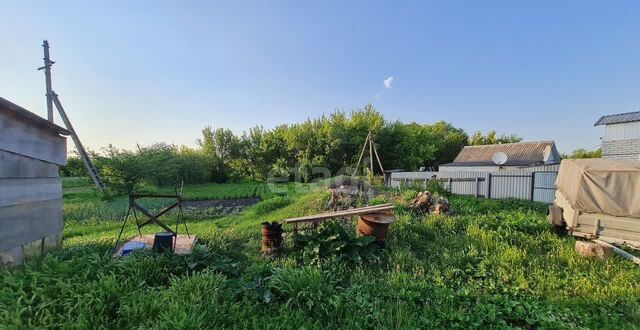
152 232 174 253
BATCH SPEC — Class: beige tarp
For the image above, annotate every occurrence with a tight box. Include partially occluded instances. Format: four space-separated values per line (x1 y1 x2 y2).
555 159 640 218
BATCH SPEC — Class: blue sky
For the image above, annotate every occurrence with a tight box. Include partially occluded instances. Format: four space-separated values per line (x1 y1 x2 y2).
2 1 640 153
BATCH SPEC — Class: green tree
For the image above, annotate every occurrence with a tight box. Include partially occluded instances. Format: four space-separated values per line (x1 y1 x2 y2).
469 130 522 145
561 148 601 159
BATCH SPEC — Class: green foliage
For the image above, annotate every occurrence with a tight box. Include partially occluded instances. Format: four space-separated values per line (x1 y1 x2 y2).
469 130 523 145
3 185 640 328
91 105 472 192
268 267 336 315
425 178 451 197
94 144 210 195
292 222 381 265
60 156 88 177
561 148 602 159
95 145 147 195
61 176 91 188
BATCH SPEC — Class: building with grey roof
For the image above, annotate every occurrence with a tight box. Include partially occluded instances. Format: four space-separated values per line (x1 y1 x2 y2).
439 140 560 172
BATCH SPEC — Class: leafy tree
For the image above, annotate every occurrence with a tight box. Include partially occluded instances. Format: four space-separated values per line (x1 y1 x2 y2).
60 156 87 177
469 130 522 145
561 148 601 159
95 145 147 195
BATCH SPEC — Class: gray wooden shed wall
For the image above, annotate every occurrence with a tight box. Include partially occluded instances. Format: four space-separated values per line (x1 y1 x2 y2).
0 109 66 268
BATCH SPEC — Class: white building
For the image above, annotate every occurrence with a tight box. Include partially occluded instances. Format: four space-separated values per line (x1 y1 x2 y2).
595 111 640 160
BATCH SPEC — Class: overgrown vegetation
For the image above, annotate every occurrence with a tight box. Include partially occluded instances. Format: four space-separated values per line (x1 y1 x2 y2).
62 105 486 194
561 148 602 159
2 183 639 328
292 221 382 266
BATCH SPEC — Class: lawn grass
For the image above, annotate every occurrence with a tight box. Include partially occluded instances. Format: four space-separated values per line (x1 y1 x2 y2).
1 183 639 328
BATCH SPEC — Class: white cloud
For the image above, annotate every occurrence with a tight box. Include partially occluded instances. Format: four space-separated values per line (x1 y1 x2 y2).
383 76 394 89
373 93 380 99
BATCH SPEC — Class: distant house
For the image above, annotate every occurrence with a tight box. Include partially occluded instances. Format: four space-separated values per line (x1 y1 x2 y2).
439 140 561 172
0 97 69 269
594 111 640 160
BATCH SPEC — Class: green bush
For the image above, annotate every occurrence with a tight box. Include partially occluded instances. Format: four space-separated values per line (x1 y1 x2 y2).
292 221 381 265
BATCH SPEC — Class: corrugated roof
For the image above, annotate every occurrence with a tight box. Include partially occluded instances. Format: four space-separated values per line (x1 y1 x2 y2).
0 96 70 135
440 141 559 167
594 111 640 126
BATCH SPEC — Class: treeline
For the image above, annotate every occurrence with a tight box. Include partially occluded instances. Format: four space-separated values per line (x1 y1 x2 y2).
63 105 529 193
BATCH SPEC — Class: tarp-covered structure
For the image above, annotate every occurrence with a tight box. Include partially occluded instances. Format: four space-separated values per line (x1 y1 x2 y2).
556 159 640 219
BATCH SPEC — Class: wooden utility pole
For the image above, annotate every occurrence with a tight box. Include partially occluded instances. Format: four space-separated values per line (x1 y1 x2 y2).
38 40 55 122
38 40 104 192
352 130 385 177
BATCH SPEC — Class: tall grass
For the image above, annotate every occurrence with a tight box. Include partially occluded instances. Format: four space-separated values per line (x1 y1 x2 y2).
2 186 640 328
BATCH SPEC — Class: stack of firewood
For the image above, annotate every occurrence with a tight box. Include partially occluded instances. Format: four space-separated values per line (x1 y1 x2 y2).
408 191 450 215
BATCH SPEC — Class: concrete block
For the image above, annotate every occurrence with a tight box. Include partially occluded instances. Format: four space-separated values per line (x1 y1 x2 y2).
575 241 614 259
22 238 43 260
0 246 23 269
42 233 61 253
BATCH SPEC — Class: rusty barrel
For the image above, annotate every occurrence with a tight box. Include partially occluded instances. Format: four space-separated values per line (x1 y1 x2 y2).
356 212 396 247
261 221 283 254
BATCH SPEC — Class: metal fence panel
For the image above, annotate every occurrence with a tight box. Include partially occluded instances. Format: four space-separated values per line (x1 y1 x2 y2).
389 169 557 203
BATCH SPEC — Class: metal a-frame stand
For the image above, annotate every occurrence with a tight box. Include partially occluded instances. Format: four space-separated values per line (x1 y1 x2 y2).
113 191 190 253
352 130 385 177
38 40 104 191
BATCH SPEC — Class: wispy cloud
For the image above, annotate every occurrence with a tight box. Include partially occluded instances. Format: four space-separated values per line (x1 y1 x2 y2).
383 76 394 89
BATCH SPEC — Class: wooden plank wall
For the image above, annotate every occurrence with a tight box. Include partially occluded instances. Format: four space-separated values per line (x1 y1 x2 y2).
0 111 67 165
0 149 64 254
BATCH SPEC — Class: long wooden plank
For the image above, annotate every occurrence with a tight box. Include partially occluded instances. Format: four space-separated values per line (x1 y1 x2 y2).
284 204 394 224
0 178 62 208
0 199 63 251
594 239 640 266
0 111 67 165
284 204 393 222
0 150 59 178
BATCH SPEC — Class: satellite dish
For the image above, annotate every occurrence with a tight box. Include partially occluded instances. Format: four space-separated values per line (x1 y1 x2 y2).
492 152 508 165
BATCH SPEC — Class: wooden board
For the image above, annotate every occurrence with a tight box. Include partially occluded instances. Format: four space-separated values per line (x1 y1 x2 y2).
0 111 67 165
0 178 62 208
113 235 198 257
0 150 60 178
0 199 63 251
284 204 395 224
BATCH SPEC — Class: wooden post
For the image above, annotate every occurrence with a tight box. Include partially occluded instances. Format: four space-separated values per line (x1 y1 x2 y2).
40 40 54 122
448 177 452 193
372 140 384 173
352 131 369 177
594 240 640 266
474 177 479 198
487 173 492 199
369 137 374 177
530 172 536 202
52 94 104 191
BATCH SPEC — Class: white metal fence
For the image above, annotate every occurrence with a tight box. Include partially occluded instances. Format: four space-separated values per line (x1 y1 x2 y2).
388 170 558 203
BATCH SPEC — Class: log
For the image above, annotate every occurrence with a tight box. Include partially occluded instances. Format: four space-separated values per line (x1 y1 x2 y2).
594 239 640 266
